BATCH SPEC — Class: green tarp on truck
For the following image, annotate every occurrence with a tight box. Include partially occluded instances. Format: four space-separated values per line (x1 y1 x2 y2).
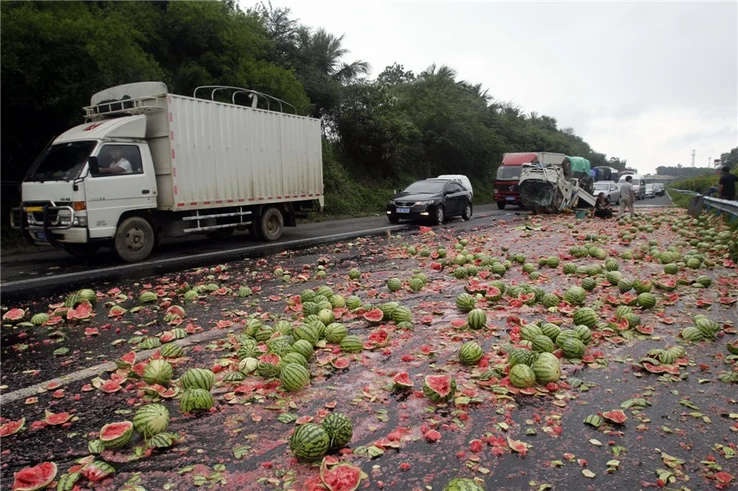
565 156 591 175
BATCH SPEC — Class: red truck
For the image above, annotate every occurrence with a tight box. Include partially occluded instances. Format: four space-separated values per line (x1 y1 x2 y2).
494 152 566 209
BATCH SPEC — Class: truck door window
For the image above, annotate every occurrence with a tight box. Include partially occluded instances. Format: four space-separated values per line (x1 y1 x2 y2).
94 145 143 176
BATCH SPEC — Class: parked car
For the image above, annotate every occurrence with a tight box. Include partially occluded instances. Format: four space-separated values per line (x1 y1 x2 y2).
387 178 472 225
645 184 655 198
437 174 473 199
593 181 621 205
653 183 665 196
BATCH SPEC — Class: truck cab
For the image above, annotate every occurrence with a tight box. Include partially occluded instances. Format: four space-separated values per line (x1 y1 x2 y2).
494 152 566 209
13 116 158 259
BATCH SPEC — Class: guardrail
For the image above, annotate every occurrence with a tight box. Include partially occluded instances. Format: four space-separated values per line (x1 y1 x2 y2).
668 188 738 222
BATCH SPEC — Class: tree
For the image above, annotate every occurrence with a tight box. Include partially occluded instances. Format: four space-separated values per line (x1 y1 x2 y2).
720 147 738 169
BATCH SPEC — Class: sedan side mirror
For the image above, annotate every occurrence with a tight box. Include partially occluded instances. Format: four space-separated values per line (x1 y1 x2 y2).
88 156 100 175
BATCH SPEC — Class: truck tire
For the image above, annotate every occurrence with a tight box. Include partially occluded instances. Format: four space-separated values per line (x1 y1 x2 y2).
63 243 102 259
258 207 284 242
114 216 155 263
497 201 506 210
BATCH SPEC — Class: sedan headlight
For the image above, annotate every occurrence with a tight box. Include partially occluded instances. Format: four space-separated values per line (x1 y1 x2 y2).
414 200 434 206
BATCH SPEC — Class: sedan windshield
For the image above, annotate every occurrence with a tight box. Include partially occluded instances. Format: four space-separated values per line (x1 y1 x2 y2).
28 141 96 181
402 181 445 194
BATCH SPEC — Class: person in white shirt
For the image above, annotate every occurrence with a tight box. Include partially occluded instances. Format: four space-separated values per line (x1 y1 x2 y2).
99 149 132 175
618 175 636 218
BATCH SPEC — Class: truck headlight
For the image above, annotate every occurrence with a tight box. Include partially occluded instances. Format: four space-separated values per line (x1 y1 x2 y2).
75 216 88 227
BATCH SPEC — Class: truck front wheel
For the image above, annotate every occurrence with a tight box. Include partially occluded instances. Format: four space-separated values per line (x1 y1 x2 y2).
114 216 155 263
258 207 284 242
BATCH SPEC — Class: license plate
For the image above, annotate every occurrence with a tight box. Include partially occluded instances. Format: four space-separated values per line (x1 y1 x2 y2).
396 207 410 214
506 197 515 201
35 231 47 241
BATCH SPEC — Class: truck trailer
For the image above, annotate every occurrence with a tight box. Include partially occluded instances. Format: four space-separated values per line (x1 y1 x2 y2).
12 82 324 262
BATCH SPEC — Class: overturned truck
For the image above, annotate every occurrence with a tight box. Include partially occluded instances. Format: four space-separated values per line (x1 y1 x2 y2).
519 156 595 213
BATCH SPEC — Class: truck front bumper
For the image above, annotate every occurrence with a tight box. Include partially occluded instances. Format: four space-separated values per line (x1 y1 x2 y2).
11 203 88 246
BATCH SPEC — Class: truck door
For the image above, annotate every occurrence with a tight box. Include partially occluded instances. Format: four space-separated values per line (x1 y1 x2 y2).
85 143 156 239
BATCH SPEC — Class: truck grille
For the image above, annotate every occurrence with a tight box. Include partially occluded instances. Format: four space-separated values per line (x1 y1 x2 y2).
24 202 61 226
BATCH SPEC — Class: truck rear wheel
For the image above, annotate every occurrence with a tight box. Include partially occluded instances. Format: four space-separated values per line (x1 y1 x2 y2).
114 216 155 263
258 207 284 241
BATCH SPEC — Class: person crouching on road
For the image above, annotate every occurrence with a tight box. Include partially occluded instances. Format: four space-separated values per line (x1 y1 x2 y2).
618 175 636 218
592 192 613 219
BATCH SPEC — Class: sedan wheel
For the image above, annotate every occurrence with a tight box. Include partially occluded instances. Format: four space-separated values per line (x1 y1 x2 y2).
434 206 445 225
461 202 473 221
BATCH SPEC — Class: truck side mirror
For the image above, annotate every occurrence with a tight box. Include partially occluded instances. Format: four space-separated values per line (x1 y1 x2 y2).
88 156 100 175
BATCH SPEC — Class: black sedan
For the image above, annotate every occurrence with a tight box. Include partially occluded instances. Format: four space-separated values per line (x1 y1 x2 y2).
387 178 472 225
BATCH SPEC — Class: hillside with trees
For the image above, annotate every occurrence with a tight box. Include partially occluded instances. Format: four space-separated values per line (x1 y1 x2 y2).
2 0 624 216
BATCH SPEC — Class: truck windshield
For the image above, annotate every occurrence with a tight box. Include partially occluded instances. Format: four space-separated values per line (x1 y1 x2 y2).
497 166 522 180
28 141 96 181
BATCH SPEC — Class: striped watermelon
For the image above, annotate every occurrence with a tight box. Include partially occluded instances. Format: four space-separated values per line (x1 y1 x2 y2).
290 423 330 461
520 324 543 341
149 433 175 448
541 293 561 308
391 306 412 323
280 363 310 392
681 326 704 342
466 309 487 329
564 286 587 305
254 325 275 343
581 278 597 291
292 339 315 360
456 293 476 312
572 308 597 328
143 360 173 385
541 323 561 341
636 292 656 309
562 263 577 274
139 337 162 350
531 353 561 383
160 343 184 359
133 403 170 437
294 324 319 346
138 291 158 304
387 278 402 292
282 352 308 368
339 335 363 354
532 335 555 353
423 375 457 403
257 354 282 378
324 323 348 343
322 412 353 449
615 305 633 320
573 325 592 345
459 341 483 365
267 337 293 357
561 337 586 359
508 348 537 367
617 279 633 293
180 368 215 391
180 388 214 412
99 421 133 449
237 340 260 360
555 330 578 345
509 364 536 388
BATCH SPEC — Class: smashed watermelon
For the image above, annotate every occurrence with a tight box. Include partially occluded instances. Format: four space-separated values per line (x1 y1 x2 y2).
320 458 363 491
601 410 628 424
12 462 57 491
0 418 25 437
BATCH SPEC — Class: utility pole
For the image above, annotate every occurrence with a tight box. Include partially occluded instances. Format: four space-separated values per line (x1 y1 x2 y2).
707 157 711 168
691 149 696 167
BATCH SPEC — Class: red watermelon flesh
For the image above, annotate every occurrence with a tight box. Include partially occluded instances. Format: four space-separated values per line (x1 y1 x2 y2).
159 332 175 343
363 309 383 323
259 353 280 365
120 352 136 365
0 418 25 437
12 461 57 491
426 375 452 396
3 308 25 322
392 372 414 389
602 410 628 424
100 380 122 393
81 462 113 482
165 305 186 318
44 411 72 425
331 357 350 369
320 460 362 491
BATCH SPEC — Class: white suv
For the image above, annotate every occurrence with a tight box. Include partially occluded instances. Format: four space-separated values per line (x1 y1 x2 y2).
437 174 473 200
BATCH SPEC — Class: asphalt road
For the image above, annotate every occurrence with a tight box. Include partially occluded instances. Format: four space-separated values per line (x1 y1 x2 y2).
0 204 520 297
0 195 672 298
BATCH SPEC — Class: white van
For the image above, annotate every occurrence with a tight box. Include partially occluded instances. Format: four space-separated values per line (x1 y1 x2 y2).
438 174 473 199
618 174 646 200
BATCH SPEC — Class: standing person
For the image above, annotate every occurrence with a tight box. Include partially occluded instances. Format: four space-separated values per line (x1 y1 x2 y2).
618 175 636 218
592 192 612 219
718 166 738 200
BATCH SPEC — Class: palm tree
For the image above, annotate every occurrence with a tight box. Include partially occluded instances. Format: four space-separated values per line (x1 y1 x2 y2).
297 27 370 83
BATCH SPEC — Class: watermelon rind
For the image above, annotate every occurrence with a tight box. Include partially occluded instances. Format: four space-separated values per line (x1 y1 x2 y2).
12 462 57 491
443 477 485 491
280 363 311 392
422 375 457 403
180 388 214 413
99 421 134 449
142 359 173 386
180 368 216 391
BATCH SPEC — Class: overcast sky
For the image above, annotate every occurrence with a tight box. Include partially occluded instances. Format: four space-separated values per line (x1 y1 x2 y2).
254 1 737 175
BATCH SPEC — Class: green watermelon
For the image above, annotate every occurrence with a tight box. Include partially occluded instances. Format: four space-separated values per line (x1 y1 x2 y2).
422 375 457 403
180 368 215 391
531 352 561 383
133 404 170 437
509 364 536 388
180 388 214 412
280 363 310 392
290 423 330 461
143 360 173 386
459 341 483 365
99 421 133 449
322 412 353 449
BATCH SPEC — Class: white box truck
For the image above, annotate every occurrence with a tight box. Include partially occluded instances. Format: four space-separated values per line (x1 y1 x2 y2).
11 82 324 262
